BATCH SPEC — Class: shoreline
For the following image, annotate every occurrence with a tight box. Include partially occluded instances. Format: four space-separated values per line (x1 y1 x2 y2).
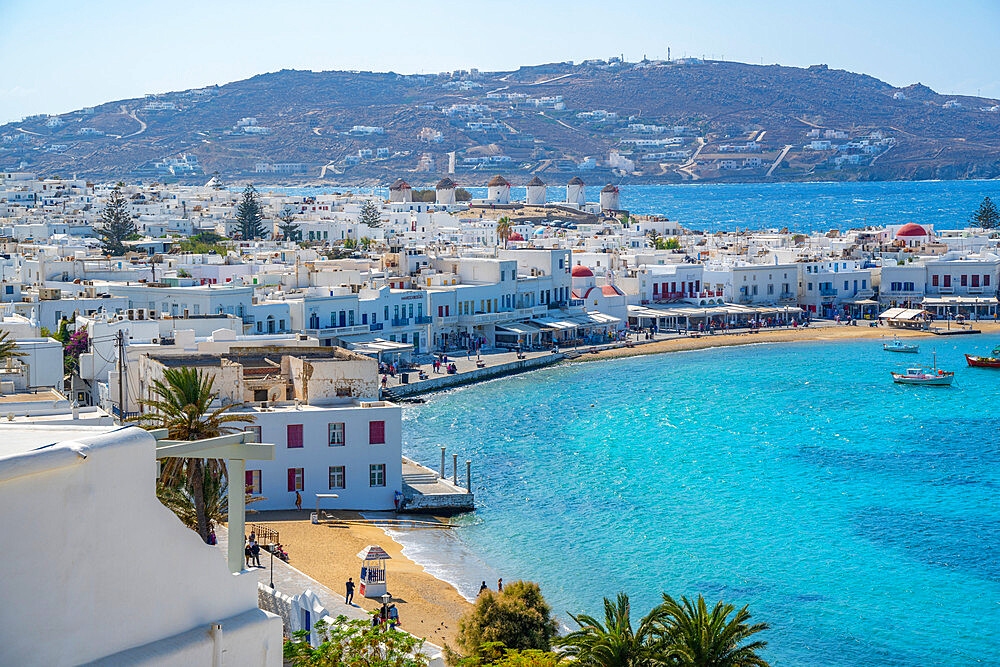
245 510 476 648
564 322 1000 363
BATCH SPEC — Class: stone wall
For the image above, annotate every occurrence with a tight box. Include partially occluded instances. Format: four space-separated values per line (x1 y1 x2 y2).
390 353 564 398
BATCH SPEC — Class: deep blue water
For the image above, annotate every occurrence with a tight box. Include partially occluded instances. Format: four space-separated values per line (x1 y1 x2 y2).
277 180 998 233
402 337 1000 665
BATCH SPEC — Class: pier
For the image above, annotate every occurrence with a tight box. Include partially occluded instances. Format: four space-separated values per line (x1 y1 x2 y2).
400 457 474 514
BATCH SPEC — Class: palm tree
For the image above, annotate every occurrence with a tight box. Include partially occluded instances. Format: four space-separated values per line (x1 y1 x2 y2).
156 468 264 531
558 593 670 666
0 330 26 366
496 217 513 249
657 594 769 667
134 367 250 542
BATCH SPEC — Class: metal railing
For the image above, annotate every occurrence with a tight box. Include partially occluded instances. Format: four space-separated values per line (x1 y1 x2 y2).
247 523 279 547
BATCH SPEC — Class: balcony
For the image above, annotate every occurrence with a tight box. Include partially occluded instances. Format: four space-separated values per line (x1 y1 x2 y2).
305 324 370 337
819 287 838 297
369 323 383 332
414 315 433 324
777 291 796 302
568 298 584 307
737 294 752 304
391 317 410 327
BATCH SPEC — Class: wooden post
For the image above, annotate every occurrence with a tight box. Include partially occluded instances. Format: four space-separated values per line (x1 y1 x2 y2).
466 460 471 492
440 446 446 479
452 454 457 485
228 457 246 573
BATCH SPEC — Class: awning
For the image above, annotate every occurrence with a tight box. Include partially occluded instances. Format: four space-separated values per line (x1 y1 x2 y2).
586 311 621 324
497 322 545 335
357 545 391 561
880 308 927 320
530 317 578 330
349 338 414 354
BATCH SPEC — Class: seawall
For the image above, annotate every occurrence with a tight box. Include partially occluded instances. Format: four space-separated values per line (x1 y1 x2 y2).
386 353 565 398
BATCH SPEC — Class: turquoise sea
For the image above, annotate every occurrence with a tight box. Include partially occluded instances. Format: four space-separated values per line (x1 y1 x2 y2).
280 178 997 233
402 337 1000 665
464 180 999 232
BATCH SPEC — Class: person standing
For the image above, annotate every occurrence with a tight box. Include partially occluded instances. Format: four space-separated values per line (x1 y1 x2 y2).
244 540 252 568
345 577 355 605
295 491 302 511
250 539 261 567
497 578 503 592
478 581 488 595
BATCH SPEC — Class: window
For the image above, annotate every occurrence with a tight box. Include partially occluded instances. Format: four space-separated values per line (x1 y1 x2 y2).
986 275 992 287
369 420 386 444
932 275 939 287
328 422 345 446
245 425 262 443
329 466 345 489
369 463 386 487
253 389 268 402
972 275 980 287
287 468 304 491
961 274 968 287
944 275 951 287
287 424 303 448
245 470 262 494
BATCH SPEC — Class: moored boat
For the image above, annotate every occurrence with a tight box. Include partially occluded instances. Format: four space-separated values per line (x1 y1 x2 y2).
883 336 919 353
965 347 1000 367
891 352 954 385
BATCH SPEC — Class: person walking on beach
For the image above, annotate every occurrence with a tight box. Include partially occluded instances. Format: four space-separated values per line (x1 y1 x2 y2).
479 581 488 596
295 490 302 511
345 577 355 605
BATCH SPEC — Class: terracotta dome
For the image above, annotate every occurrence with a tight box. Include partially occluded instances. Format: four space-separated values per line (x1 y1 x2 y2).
508 232 524 241
571 264 594 277
896 222 928 237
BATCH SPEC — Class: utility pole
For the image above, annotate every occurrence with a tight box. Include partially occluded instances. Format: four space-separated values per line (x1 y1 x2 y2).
116 329 126 424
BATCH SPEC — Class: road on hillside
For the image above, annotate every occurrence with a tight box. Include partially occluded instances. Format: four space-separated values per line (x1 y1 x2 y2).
767 144 793 176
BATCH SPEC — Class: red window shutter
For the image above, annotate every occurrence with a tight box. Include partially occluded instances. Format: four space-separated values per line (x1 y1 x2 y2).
287 424 303 448
287 468 295 492
245 470 253 490
369 421 385 444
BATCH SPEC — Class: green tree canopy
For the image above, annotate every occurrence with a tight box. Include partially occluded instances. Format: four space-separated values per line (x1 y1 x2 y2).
284 615 427 667
972 196 999 229
133 367 250 542
278 205 301 241
236 184 266 240
98 182 139 256
360 200 382 227
657 594 769 667
558 593 668 667
453 581 558 660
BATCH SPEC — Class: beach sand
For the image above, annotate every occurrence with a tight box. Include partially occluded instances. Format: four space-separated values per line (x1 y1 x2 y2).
569 322 1000 362
244 511 472 648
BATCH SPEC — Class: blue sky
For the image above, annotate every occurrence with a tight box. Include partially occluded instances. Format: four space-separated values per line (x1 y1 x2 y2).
2 0 999 124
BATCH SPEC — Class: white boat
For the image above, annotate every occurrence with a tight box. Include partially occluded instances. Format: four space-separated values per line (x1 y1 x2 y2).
891 353 954 386
883 337 919 353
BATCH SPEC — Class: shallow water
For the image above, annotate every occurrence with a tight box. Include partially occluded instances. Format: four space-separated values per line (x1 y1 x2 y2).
402 337 1000 665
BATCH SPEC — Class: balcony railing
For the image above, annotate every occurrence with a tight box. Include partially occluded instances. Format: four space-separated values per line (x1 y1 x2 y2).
414 315 432 324
819 287 838 297
369 323 383 331
391 317 410 327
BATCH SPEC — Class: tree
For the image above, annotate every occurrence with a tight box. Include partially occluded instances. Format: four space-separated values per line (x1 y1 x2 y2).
971 196 999 229
156 466 263 531
98 182 138 256
496 217 513 248
0 330 26 365
360 200 382 228
63 327 89 374
619 214 631 228
278 205 301 241
657 594 769 667
236 184 266 240
662 237 681 250
133 367 250 542
176 231 229 255
457 643 560 667
558 593 669 667
284 615 427 667
453 581 558 661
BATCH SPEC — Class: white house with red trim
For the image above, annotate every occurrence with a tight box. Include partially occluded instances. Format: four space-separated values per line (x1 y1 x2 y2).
570 264 627 325
136 346 402 511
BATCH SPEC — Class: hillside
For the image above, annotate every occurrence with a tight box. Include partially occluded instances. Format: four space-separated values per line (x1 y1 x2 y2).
2 59 999 184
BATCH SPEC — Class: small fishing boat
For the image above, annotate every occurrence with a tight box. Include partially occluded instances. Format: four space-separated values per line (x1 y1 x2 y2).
965 346 1000 368
883 337 919 353
891 352 954 386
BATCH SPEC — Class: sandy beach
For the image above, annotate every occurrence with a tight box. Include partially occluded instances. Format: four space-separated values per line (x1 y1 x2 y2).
568 322 1000 362
243 511 472 648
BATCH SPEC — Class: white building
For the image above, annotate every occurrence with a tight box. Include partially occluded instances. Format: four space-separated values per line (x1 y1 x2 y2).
0 424 282 665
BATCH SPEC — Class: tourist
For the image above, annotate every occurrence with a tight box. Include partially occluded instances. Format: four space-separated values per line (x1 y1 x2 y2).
479 581 488 595
208 529 217 545
295 490 302 511
345 577 355 605
250 539 261 567
497 578 503 592
244 540 252 567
